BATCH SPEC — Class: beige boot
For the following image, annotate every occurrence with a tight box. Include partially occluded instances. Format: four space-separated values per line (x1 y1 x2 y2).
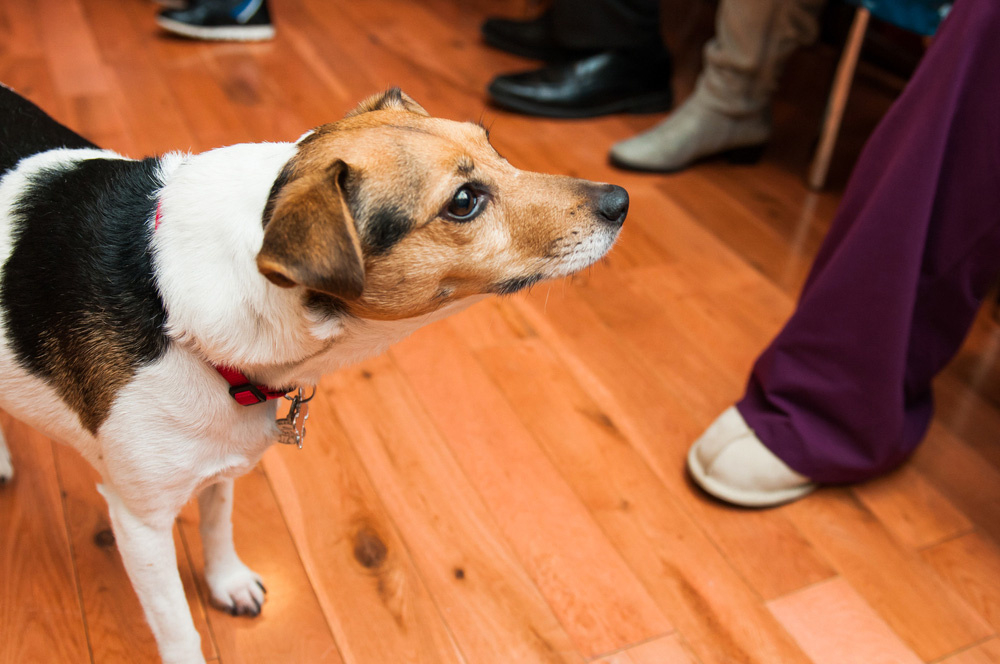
610 0 825 172
687 407 817 507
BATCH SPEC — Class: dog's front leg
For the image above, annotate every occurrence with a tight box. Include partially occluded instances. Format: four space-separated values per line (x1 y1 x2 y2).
198 478 266 616
99 485 205 664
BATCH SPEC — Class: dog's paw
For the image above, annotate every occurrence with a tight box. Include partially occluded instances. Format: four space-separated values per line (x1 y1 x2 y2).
206 562 267 617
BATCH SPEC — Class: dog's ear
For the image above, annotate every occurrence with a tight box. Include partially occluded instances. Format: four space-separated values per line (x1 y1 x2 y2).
257 160 365 300
346 87 429 118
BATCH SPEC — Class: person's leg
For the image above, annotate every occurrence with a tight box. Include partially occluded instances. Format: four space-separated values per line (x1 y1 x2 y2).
733 0 1000 485
550 0 662 51
486 0 671 119
611 0 824 172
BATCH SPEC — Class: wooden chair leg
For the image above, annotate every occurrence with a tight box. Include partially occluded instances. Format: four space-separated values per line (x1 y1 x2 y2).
808 6 871 191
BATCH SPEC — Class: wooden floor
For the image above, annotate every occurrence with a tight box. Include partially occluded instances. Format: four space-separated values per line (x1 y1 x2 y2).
2 0 1000 662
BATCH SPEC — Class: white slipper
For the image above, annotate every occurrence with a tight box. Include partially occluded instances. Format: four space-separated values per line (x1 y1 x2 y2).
687 407 817 507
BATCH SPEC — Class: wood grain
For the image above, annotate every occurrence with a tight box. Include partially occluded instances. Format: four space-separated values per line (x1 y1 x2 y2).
176 468 343 664
470 334 810 664
389 325 673 658
768 577 923 664
596 634 697 664
262 412 465 664
784 491 993 661
911 423 1000 546
922 532 1000 632
322 356 585 664
0 416 90 664
852 465 973 550
938 640 1000 664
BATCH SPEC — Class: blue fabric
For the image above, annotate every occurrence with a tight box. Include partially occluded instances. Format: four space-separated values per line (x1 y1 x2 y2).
844 0 952 35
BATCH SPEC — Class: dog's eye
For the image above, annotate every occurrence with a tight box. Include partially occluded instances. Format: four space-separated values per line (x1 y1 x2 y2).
443 185 484 222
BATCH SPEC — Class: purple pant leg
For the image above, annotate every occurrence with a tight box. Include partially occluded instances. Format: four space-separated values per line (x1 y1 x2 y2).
736 0 1000 484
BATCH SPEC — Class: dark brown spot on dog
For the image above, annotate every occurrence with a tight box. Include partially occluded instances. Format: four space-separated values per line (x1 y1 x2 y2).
364 204 413 256
262 161 296 228
94 529 116 548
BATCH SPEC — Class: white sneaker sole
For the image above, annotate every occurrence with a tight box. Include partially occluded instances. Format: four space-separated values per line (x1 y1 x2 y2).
157 16 275 42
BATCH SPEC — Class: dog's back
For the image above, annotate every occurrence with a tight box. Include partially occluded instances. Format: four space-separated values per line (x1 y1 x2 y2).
0 85 169 441
0 84 97 174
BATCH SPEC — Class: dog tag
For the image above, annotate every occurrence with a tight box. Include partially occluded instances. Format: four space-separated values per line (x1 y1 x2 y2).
276 388 314 448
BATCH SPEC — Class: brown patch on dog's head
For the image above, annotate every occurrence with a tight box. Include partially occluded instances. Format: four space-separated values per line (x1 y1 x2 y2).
258 160 365 299
257 87 627 320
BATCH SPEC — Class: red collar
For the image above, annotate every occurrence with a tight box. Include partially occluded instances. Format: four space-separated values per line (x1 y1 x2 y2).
215 365 293 406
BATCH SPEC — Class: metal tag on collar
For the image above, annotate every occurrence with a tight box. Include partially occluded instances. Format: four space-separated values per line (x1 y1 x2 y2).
276 387 316 448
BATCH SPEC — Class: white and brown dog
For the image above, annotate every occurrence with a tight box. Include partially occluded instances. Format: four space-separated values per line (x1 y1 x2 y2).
0 83 627 663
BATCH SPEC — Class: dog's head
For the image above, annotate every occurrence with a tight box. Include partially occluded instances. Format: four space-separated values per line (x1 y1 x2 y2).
257 88 627 321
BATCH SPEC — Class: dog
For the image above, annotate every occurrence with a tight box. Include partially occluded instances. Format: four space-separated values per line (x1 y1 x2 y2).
0 83 627 663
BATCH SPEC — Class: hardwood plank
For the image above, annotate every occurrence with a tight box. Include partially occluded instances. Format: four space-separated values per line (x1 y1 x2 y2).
502 258 833 603
176 467 344 664
157 51 256 152
37 0 107 98
65 92 135 156
7 0 1000 661
0 57 65 121
934 371 1000 473
52 442 216 664
852 465 973 550
910 422 1000 546
938 640 1000 664
261 410 466 664
596 634 696 664
0 0 47 58
205 46 311 144
77 0 195 156
784 490 993 660
469 334 811 664
268 0 379 101
330 0 525 104
942 303 1000 429
389 324 674 659
656 174 817 295
921 532 1000 632
0 416 90 664
323 356 585 664
767 577 923 664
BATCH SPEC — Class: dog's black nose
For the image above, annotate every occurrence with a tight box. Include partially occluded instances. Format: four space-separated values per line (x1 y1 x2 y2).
595 184 629 227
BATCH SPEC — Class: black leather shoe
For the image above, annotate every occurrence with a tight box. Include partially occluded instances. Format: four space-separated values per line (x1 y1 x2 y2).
487 49 673 119
157 0 274 41
481 12 584 61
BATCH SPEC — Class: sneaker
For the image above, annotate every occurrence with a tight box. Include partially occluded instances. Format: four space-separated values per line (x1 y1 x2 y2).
687 407 817 507
157 0 275 42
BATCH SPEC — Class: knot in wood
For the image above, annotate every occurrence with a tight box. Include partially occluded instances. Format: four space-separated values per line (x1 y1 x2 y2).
353 526 388 569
